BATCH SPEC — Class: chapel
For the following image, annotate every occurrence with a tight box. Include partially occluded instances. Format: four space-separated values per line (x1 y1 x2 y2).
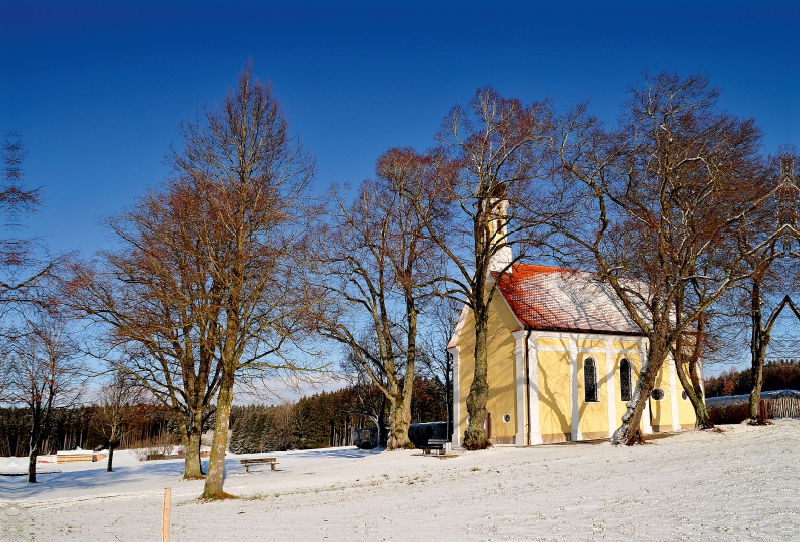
447 263 698 446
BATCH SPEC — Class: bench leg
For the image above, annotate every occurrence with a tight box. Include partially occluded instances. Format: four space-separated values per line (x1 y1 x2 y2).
270 463 276 471
245 465 250 473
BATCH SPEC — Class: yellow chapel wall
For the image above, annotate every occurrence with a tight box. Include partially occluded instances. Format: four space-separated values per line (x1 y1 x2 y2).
649 360 673 429
536 342 571 443
537 336 637 442
611 342 698 433
454 302 699 444
455 294 520 444
649 359 698 431
674 364 698 429
677 386 697 428
537 337 657 441
577 349 609 440
611 344 641 429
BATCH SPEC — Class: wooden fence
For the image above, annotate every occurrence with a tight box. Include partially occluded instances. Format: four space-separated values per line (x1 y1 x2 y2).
708 396 800 425
762 397 800 419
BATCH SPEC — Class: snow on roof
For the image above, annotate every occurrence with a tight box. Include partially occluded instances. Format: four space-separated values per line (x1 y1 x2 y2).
494 264 644 336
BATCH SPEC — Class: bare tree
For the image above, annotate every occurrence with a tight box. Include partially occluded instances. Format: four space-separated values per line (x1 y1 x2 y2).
338 347 389 446
670 153 798 427
307 148 445 449
670 267 736 427
0 337 11 403
404 87 556 449
552 72 769 443
417 297 460 434
93 369 145 472
10 314 82 483
67 181 225 480
0 133 83 482
165 66 321 499
736 152 800 423
0 133 47 296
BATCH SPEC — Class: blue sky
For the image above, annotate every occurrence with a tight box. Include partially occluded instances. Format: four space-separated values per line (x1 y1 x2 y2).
2 0 799 258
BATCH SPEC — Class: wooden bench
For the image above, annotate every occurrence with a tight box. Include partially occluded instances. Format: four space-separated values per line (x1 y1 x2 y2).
240 458 278 472
422 439 451 456
57 454 94 463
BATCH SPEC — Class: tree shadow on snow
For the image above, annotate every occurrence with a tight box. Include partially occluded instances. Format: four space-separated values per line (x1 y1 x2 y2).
0 460 203 500
2 447 382 500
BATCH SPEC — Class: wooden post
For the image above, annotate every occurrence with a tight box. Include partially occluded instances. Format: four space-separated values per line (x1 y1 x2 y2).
162 487 171 542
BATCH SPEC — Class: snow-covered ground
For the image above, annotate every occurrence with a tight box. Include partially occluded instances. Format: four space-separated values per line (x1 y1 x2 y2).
1 420 798 541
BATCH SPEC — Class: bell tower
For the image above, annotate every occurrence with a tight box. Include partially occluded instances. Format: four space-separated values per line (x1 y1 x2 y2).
487 189 512 273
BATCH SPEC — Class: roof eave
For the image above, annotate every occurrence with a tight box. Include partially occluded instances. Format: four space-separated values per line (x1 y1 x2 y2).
523 325 645 338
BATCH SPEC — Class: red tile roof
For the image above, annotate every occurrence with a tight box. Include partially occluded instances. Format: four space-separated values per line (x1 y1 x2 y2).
494 264 644 336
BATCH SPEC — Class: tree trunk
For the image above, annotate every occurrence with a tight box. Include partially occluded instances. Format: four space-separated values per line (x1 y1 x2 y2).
612 333 669 445
106 442 115 472
202 373 234 499
749 336 768 423
386 393 413 449
674 360 713 429
27 445 38 484
377 395 387 447
692 395 712 429
672 305 713 429
385 294 417 451
464 311 490 449
748 280 769 424
182 416 205 480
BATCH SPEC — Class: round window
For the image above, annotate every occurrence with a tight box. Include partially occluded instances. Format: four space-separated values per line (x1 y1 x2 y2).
651 388 665 401
503 414 511 423
681 390 688 401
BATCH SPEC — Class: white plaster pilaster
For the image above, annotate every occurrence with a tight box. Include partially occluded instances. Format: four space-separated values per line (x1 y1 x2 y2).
605 338 617 438
448 346 460 447
512 331 527 446
569 334 582 441
527 337 543 445
668 355 681 430
698 358 706 403
639 338 653 434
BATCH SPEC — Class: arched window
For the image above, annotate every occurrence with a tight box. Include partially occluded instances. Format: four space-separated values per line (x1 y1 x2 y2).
619 358 633 402
584 358 598 402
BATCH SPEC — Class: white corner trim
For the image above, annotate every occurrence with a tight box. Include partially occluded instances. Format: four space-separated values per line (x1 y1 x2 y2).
697 358 706 403
528 337 542 445
668 356 681 431
569 334 582 441
512 331 526 446
449 346 461 447
639 338 653 435
605 338 617 438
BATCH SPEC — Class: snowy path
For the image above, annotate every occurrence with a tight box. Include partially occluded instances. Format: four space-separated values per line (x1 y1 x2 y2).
1 420 798 541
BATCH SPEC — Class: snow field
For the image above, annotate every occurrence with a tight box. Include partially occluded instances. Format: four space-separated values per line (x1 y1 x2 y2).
1 420 798 541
